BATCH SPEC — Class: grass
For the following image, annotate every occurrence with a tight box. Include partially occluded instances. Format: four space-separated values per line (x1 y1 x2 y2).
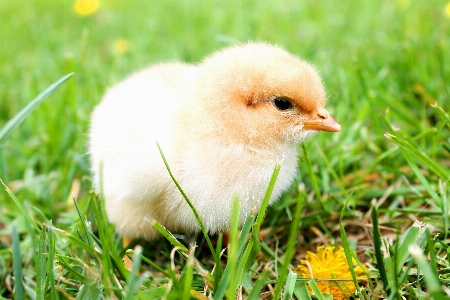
1 0 449 298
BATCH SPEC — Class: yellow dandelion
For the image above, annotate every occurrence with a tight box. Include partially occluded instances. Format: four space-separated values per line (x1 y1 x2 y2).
113 39 131 55
73 0 99 16
445 2 450 17
296 246 366 300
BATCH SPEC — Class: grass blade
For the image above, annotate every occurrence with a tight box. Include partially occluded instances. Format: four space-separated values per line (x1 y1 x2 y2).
254 164 281 232
214 199 242 299
56 255 89 282
402 150 442 204
91 192 124 297
224 198 241 299
409 243 446 299
49 226 96 256
36 227 47 300
153 221 188 252
229 215 260 289
1 179 41 232
157 142 215 257
339 221 362 297
282 269 297 300
234 236 256 293
73 196 93 246
124 245 145 299
236 212 256 257
138 251 170 278
47 222 57 300
247 268 271 299
12 224 24 300
395 221 425 271
431 102 450 130
307 279 326 300
274 187 305 299
0 73 73 144
182 245 195 300
385 133 450 182
302 143 323 203
77 281 102 299
294 280 312 300
213 233 223 290
371 205 389 291
384 255 398 299
216 165 280 299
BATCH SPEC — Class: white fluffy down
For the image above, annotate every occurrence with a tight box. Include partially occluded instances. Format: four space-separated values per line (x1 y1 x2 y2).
89 42 332 240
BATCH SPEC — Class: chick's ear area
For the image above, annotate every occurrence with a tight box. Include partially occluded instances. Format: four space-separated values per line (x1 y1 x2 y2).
245 94 259 107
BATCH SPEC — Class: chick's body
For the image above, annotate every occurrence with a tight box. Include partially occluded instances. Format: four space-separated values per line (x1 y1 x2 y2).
89 43 340 240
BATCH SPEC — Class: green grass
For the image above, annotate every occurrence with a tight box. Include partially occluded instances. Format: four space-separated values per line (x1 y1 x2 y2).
1 0 450 298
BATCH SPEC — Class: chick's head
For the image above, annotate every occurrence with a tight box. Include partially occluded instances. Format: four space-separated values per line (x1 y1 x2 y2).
196 42 340 147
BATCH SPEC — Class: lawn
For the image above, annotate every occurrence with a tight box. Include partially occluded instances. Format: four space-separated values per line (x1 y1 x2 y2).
1 0 449 298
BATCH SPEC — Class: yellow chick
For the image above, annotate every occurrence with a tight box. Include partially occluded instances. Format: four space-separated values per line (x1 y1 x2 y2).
89 42 340 240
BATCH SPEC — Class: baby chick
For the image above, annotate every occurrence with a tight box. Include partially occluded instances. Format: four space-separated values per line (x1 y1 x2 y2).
89 42 340 241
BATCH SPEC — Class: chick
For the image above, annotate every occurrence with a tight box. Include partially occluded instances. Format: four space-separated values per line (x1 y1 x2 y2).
89 42 340 241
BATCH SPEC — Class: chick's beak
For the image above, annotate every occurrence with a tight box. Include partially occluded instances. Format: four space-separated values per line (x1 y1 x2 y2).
300 116 341 132
296 107 341 132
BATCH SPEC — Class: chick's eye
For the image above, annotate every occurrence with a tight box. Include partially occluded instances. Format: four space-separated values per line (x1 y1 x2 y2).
273 97 293 111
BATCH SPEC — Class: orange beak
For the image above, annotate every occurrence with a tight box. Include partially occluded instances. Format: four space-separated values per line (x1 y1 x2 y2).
298 115 341 132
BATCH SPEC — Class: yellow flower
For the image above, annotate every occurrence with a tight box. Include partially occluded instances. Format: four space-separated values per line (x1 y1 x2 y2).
296 246 366 300
113 39 131 55
445 2 450 17
73 0 99 16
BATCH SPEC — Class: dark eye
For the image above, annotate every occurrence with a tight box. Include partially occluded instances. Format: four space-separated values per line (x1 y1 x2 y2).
273 97 293 111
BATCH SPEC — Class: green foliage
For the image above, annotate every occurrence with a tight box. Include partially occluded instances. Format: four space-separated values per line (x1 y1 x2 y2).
0 73 73 144
11 225 24 300
1 0 450 298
